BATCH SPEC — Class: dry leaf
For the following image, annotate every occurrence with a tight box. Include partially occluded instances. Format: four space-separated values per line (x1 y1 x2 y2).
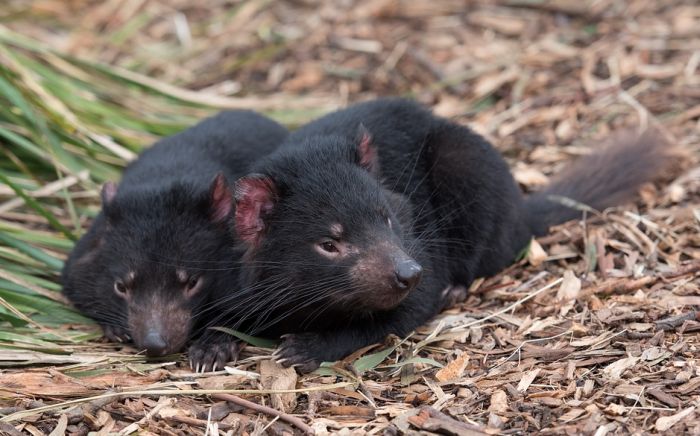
157 406 191 419
570 331 612 347
668 184 686 203
48 415 67 436
488 390 508 414
604 403 627 416
527 239 547 266
516 368 541 393
557 270 581 301
435 352 470 382
259 359 298 413
93 410 115 436
473 68 519 98
513 164 549 188
0 371 161 398
522 317 563 336
603 357 640 380
655 407 695 431
557 270 581 316
196 374 249 390
555 119 576 142
628 323 654 332
641 346 670 361
558 408 586 422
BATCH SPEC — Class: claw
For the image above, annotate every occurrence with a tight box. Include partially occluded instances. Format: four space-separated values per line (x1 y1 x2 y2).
212 363 218 373
195 363 201 373
189 359 193 370
280 334 292 339
271 348 281 358
276 357 289 365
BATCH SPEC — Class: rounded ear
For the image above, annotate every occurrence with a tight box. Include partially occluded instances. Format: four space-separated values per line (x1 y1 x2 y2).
101 181 118 205
356 123 379 176
209 173 234 223
233 174 278 247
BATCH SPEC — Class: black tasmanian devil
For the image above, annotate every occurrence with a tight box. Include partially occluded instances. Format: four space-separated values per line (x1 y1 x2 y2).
61 111 287 371
219 98 672 372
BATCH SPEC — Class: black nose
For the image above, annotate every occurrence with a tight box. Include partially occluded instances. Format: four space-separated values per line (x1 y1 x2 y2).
394 259 422 291
142 331 168 357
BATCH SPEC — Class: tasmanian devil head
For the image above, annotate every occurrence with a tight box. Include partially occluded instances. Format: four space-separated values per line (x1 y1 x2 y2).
99 174 237 356
233 127 422 333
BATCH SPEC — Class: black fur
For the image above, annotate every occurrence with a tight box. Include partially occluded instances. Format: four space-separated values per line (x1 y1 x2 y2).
221 98 670 372
61 111 287 371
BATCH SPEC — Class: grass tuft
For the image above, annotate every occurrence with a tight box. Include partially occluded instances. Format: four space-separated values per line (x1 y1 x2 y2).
0 26 267 351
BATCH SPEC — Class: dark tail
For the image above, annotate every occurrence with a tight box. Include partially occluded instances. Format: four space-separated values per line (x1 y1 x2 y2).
525 130 676 236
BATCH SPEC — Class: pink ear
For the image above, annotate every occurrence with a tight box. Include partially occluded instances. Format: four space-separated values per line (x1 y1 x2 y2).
356 124 378 174
209 173 233 223
101 181 117 205
233 175 277 246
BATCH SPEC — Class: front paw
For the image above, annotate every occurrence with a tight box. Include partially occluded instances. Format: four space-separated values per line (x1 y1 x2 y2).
102 325 131 343
188 337 240 373
273 333 323 373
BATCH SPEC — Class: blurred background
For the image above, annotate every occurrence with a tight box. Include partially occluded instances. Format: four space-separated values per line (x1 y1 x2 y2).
4 0 698 165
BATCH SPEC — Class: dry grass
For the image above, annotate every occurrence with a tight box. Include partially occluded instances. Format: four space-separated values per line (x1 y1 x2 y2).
1 0 699 434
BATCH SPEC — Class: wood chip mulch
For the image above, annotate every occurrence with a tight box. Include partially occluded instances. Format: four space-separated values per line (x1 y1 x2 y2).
1 0 699 434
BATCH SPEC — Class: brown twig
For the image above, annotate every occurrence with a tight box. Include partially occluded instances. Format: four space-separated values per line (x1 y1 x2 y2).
661 259 700 279
408 406 488 435
581 260 700 300
164 415 234 431
580 276 655 300
211 393 313 435
655 311 700 331
64 394 120 425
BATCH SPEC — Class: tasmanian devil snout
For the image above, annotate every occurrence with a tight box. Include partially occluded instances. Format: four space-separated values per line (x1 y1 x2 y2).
142 330 168 357
124 285 194 358
393 256 422 292
343 241 421 311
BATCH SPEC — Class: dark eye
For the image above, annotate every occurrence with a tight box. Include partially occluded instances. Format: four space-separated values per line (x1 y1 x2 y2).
319 241 339 253
186 276 201 291
114 280 127 296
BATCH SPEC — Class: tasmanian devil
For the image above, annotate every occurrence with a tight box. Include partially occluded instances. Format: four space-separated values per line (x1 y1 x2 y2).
218 98 672 372
61 110 287 370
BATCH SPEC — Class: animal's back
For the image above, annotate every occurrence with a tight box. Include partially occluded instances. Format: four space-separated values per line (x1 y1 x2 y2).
121 110 288 193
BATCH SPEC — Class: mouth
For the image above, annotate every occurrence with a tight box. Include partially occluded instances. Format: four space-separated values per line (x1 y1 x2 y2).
137 338 186 357
360 288 410 311
128 302 193 357
131 324 190 357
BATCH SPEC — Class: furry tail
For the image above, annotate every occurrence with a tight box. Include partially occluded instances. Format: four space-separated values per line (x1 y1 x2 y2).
525 130 675 236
